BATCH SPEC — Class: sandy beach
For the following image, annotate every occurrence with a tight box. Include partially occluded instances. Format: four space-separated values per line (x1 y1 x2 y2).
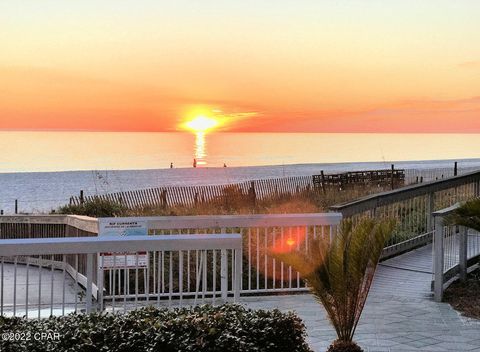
1 158 480 214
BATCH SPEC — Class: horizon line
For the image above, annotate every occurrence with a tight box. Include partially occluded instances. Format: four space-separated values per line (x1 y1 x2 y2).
2 129 480 134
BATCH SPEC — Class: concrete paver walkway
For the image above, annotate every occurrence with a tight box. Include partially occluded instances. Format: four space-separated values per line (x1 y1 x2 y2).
2 243 479 350
244 244 480 352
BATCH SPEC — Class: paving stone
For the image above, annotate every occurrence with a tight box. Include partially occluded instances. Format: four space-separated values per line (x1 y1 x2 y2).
243 244 480 352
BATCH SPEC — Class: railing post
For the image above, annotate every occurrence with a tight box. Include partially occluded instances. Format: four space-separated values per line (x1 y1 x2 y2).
433 215 444 302
97 254 104 312
86 253 94 313
459 226 468 282
234 248 242 302
427 192 435 232
371 199 378 218
220 249 228 301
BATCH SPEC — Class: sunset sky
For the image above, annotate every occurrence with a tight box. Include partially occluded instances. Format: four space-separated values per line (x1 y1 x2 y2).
1 1 480 132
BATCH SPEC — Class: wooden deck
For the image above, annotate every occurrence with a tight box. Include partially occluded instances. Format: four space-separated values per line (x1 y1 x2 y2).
374 232 480 300
373 244 433 299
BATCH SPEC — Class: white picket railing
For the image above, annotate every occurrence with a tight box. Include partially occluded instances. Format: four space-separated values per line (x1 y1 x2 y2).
331 170 480 258
140 213 342 294
0 213 342 297
0 213 342 317
0 234 242 318
432 204 480 301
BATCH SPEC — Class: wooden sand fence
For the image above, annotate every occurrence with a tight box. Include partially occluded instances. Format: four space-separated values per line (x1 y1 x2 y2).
70 176 316 209
69 168 406 210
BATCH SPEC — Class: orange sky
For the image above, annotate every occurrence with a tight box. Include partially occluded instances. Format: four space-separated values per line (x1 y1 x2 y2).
1 1 480 132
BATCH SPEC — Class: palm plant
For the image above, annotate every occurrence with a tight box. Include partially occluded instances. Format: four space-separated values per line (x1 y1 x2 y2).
274 218 394 352
444 199 480 232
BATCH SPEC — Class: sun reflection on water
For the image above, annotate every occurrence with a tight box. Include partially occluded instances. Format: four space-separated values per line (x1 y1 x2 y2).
194 132 207 166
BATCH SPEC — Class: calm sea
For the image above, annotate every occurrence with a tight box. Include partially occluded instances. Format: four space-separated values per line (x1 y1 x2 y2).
1 131 480 213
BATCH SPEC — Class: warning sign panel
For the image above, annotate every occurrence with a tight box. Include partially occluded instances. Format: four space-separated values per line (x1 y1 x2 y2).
98 218 149 270
98 218 148 237
99 252 148 269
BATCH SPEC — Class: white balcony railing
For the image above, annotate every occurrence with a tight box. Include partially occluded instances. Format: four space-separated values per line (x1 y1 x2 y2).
0 234 242 318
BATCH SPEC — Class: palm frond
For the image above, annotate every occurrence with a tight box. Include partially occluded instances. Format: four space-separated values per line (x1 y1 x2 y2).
444 199 480 232
273 218 394 343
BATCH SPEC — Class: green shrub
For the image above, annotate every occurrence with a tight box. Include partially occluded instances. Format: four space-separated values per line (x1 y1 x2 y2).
0 304 312 352
56 198 127 217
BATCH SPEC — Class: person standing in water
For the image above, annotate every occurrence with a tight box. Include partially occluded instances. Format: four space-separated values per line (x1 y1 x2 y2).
170 162 173 169
193 158 197 168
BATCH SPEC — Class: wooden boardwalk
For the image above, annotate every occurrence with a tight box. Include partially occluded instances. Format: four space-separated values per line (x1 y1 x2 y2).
373 231 480 300
373 245 433 299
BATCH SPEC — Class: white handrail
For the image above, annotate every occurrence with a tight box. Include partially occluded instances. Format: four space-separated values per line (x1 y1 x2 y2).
0 213 342 297
0 234 242 256
0 234 242 317
101 213 342 229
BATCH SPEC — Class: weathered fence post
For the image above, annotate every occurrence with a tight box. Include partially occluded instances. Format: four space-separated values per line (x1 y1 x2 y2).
320 170 326 194
80 190 84 204
248 181 256 208
433 215 444 302
454 161 458 176
14 199 18 214
459 226 468 282
162 190 167 209
390 164 395 190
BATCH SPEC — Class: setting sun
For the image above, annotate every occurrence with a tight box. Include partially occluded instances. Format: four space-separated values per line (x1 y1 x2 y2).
184 116 219 132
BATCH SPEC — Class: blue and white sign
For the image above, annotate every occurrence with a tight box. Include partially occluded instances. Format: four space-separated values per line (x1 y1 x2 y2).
98 217 149 269
99 218 148 237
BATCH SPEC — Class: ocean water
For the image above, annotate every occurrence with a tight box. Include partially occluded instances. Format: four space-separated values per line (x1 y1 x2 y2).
1 132 480 213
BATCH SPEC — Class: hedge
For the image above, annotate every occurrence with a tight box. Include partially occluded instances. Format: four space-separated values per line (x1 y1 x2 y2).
0 304 312 352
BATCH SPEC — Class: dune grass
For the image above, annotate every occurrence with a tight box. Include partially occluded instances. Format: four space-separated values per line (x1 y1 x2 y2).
57 183 387 217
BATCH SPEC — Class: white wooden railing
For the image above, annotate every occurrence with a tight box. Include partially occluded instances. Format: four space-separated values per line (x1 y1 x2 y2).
0 213 342 317
432 204 480 302
142 213 342 293
0 234 242 318
331 170 480 258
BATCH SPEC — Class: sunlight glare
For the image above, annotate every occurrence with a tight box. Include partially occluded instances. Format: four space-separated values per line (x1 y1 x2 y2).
184 115 218 132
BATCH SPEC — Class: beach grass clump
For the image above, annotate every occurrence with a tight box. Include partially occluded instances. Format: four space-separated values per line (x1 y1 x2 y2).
0 304 312 352
127 196 321 217
57 198 128 217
